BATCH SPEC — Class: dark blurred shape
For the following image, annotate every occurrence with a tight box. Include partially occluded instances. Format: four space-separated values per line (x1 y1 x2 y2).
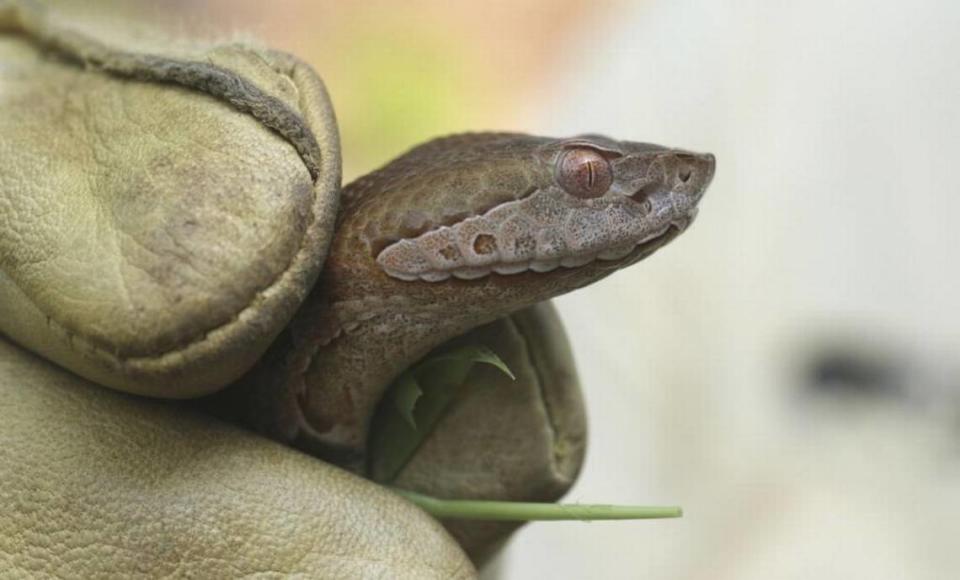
805 347 905 399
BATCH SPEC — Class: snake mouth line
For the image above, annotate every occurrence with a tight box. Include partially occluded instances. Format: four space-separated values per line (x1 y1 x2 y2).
383 222 683 282
612 222 684 267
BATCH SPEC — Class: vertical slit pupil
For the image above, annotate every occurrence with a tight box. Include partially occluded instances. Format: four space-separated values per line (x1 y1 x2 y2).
559 147 612 198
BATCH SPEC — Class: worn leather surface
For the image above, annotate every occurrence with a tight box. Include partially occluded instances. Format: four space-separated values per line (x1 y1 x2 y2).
391 302 587 564
0 338 475 578
0 1 341 397
0 3 585 574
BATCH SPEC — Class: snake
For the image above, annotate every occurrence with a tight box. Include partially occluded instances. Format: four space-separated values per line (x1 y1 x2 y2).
226 132 715 467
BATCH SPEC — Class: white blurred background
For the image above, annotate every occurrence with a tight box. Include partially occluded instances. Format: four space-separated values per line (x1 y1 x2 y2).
125 0 960 577
510 1 960 578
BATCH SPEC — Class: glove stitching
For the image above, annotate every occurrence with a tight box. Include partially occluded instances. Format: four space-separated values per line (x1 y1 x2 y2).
2 3 339 379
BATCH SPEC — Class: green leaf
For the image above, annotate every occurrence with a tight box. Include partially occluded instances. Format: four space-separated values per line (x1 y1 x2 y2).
422 344 516 380
367 344 514 483
391 371 423 428
392 489 683 521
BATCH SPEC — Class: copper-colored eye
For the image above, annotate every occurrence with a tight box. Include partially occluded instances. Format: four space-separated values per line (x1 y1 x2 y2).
556 148 613 198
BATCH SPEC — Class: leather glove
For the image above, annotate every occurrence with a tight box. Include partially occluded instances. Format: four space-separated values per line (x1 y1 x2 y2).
0 1 585 574
0 338 473 578
0 2 475 576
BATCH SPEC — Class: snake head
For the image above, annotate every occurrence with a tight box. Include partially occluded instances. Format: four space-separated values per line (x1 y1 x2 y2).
370 133 714 283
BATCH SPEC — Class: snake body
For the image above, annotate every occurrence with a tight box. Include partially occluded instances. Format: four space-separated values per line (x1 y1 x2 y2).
233 132 715 465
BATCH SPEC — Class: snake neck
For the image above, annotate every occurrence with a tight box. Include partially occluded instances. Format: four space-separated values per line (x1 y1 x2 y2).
286 280 499 459
288 216 685 459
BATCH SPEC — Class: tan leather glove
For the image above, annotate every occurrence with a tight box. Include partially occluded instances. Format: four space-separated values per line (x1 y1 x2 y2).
0 1 586 572
0 338 473 578
0 2 475 576
0 0 341 398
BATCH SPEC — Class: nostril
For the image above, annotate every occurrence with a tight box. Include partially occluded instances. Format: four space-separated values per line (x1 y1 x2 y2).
678 167 693 183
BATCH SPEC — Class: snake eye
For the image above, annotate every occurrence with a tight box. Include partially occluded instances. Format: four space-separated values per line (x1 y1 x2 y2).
556 147 613 199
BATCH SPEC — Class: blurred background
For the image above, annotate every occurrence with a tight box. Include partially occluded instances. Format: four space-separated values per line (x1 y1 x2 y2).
115 0 960 577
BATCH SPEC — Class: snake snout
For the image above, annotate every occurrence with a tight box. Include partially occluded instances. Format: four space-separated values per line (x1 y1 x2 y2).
671 152 715 199
628 151 713 209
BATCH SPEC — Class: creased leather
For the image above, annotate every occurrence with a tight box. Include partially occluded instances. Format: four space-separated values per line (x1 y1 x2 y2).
0 3 587 573
0 338 475 578
0 0 341 398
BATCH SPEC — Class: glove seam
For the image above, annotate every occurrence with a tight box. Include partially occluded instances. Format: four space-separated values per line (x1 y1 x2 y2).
2 3 341 391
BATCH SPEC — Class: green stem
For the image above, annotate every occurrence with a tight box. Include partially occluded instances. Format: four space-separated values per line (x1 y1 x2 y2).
393 489 682 521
